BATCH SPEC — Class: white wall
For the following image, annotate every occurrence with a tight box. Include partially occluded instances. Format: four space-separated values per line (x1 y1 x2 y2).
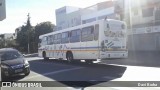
81 7 114 21
66 6 80 14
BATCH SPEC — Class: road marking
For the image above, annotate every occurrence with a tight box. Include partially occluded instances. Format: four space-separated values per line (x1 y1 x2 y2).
102 76 117 80
89 80 97 81
109 87 139 90
21 67 84 81
67 87 85 90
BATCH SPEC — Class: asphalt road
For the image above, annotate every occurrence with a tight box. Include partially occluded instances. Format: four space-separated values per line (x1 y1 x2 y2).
1 51 160 90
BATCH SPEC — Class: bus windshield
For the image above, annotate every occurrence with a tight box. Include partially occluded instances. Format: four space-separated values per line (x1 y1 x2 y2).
104 22 126 38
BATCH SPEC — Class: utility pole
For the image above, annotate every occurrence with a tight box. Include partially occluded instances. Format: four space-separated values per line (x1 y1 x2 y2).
27 13 30 54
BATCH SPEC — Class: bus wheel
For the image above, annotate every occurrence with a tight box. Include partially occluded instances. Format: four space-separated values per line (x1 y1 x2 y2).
86 60 93 64
43 52 49 60
66 52 73 62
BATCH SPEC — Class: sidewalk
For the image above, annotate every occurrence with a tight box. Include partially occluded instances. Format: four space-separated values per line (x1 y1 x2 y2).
101 51 160 67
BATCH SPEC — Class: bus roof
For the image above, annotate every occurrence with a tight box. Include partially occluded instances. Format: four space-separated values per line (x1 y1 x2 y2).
39 19 125 38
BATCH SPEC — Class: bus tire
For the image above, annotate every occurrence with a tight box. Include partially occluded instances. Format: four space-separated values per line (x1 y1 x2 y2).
86 60 93 64
42 51 49 60
66 52 73 62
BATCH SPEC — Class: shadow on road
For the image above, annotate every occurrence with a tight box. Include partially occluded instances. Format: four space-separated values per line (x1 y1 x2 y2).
29 59 127 87
2 58 127 87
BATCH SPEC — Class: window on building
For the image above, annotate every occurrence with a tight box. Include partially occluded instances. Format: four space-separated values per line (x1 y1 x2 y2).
81 26 94 42
82 18 96 24
155 9 160 20
61 31 69 43
82 20 86 24
70 29 81 43
98 15 108 20
142 7 154 17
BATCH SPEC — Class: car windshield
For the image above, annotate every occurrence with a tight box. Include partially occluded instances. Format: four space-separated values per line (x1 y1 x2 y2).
1 51 22 61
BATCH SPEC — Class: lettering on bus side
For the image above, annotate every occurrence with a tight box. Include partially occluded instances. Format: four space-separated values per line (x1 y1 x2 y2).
55 44 69 56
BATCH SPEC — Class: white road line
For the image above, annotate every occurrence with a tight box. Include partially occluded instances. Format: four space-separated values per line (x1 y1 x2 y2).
109 87 139 90
67 87 85 90
103 76 118 80
89 80 97 81
21 67 84 81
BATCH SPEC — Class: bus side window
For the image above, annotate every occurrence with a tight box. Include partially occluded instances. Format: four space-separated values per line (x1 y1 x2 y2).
94 24 99 40
107 23 110 28
62 31 69 44
38 39 42 47
53 33 61 44
81 26 94 42
47 35 53 45
57 33 62 44
70 29 80 43
53 34 57 44
42 36 48 45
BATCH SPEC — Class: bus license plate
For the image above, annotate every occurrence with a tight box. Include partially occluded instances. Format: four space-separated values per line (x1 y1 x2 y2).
15 69 23 73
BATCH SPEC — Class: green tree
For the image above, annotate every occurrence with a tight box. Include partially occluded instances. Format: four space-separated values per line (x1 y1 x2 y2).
16 14 55 53
16 25 28 53
34 21 55 52
16 13 34 53
0 39 5 48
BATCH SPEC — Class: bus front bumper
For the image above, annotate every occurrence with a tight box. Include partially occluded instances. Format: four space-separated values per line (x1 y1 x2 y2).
100 51 128 59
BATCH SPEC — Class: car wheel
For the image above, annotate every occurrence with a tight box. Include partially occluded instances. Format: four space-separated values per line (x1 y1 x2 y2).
25 71 30 76
24 68 30 76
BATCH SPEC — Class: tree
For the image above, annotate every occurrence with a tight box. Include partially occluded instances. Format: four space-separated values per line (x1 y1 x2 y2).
16 25 28 53
0 39 5 48
16 14 55 53
16 13 33 53
34 21 55 52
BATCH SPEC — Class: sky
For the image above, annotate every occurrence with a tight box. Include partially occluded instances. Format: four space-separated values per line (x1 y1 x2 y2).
0 0 108 34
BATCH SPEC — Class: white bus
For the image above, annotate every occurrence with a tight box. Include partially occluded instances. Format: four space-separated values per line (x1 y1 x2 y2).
38 19 128 63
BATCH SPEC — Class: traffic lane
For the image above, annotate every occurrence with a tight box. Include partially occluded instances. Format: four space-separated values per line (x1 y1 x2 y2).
101 51 160 67
29 58 126 80
44 63 126 81
2 58 84 81
28 59 82 74
5 58 126 87
26 58 126 87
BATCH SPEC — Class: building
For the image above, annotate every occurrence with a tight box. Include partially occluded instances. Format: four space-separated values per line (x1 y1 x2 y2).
125 0 160 51
0 0 6 21
55 0 124 31
55 6 81 30
0 33 14 40
81 1 116 24
55 0 160 51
